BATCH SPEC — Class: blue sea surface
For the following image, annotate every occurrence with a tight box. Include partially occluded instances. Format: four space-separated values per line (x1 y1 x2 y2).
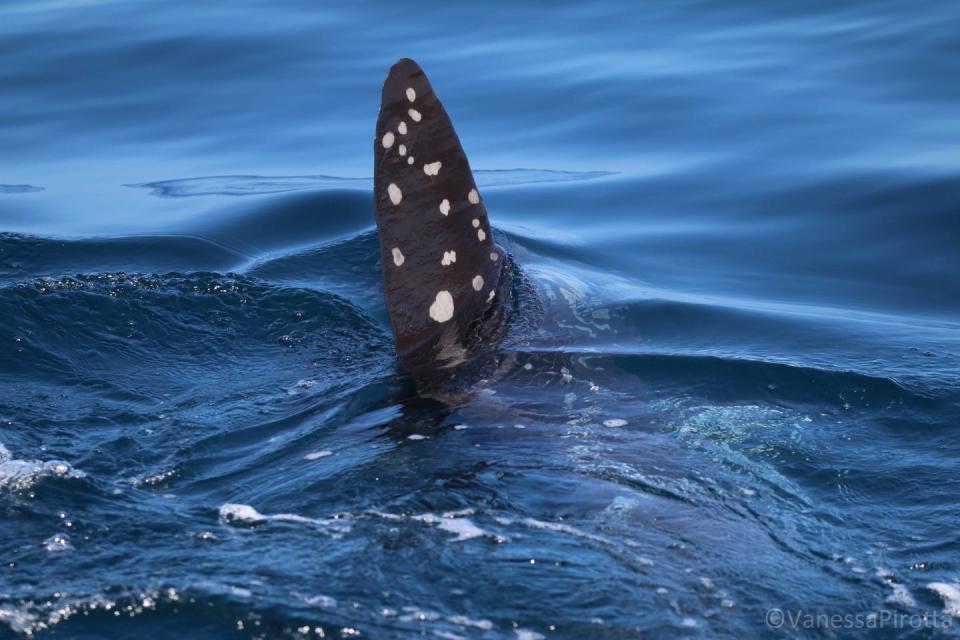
2 1 959 638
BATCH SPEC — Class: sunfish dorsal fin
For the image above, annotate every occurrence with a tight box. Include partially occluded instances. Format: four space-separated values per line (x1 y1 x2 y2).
373 58 508 378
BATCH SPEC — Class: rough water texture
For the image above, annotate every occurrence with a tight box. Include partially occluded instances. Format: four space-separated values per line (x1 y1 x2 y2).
1 1 959 639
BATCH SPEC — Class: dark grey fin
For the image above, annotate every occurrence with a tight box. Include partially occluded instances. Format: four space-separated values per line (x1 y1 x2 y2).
374 58 510 382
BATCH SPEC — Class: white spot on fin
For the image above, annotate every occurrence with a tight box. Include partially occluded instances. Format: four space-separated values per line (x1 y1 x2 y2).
487 290 496 303
423 161 441 176
468 189 480 204
439 199 450 216
472 218 480 228
429 291 454 323
490 252 498 262
441 250 456 266
472 275 484 291
382 132 395 148
406 87 416 102
392 247 404 266
398 121 407 135
408 108 422 122
407 157 414 165
387 183 402 205
399 144 407 156
478 229 486 242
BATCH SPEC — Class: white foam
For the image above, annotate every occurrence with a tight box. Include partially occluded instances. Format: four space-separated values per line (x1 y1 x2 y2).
502 516 650 563
304 450 333 461
399 606 442 622
219 503 266 523
876 568 916 609
447 615 493 630
0 588 176 636
364 510 401 522
0 442 85 492
885 583 917 608
412 513 488 541
927 582 960 616
221 504 492 546
131 467 178 487
0 603 39 635
348 604 500 639
603 418 627 428
43 533 74 553
193 580 252 599
407 434 428 441
218 503 350 535
293 592 338 609
515 630 545 640
525 517 616 547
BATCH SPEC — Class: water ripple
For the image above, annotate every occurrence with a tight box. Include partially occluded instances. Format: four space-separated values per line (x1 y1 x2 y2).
129 169 616 198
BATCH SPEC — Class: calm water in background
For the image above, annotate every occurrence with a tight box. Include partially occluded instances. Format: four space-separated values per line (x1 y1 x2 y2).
1 1 959 638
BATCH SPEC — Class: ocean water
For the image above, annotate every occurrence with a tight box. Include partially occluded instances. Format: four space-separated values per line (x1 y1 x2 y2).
2 1 959 638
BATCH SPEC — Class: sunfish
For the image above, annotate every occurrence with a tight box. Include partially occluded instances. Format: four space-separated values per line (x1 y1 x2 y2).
373 58 514 391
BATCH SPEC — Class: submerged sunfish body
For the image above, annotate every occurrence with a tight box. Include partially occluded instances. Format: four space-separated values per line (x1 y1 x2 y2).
373 59 514 391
